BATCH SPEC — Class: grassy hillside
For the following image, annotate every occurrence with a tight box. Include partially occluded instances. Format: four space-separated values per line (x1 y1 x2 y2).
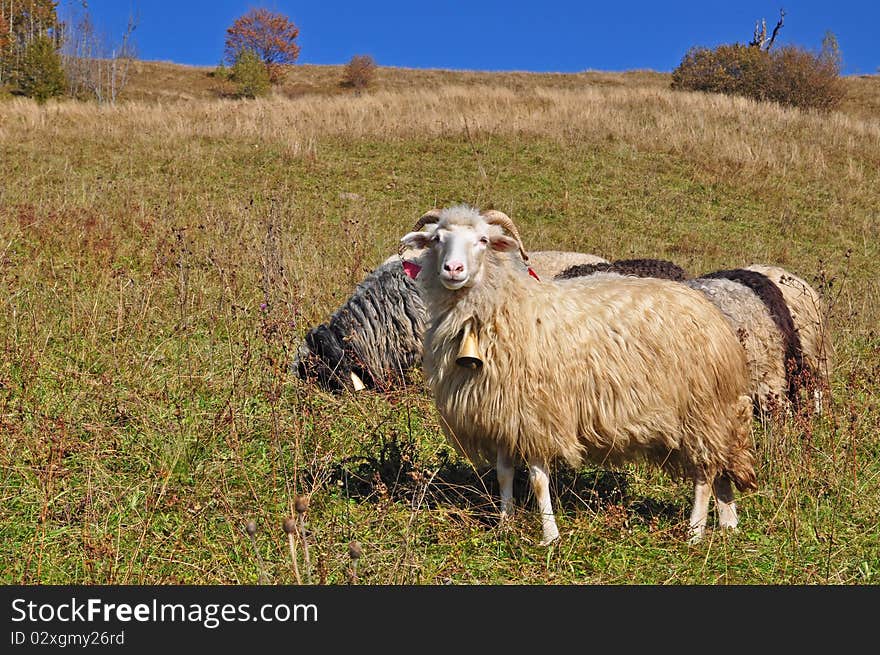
121 59 880 119
122 60 671 102
1 62 878 584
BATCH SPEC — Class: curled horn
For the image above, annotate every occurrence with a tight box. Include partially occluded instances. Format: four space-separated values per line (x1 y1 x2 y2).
399 208 443 257
481 209 529 262
412 208 443 232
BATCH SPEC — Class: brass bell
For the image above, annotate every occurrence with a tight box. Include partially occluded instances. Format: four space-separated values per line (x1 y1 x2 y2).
456 321 483 369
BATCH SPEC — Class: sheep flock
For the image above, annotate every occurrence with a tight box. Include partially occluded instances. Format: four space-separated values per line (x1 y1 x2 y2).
294 204 833 545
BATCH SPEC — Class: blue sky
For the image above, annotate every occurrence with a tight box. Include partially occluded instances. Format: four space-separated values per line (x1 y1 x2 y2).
61 1 879 75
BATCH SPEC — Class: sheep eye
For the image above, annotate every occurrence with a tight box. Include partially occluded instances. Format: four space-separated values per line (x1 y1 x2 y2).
431 234 440 242
479 236 489 245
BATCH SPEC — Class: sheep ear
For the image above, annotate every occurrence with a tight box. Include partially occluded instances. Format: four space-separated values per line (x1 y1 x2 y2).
489 235 518 253
402 260 422 279
400 231 433 250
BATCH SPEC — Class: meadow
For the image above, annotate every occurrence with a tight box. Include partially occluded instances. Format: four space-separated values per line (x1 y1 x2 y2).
1 62 878 584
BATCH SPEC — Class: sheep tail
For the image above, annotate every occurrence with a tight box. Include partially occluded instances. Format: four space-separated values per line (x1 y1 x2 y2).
725 394 758 492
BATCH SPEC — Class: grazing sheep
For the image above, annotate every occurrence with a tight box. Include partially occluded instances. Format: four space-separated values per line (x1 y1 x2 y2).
400 204 756 545
555 258 690 282
746 264 833 413
684 274 793 417
294 259 426 392
296 249 608 392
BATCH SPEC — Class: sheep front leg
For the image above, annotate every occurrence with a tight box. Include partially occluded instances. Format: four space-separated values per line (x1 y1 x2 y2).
528 459 559 546
713 476 739 531
688 479 711 544
497 449 515 522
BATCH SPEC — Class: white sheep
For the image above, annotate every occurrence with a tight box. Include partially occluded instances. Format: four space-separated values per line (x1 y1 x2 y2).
746 264 833 413
685 275 791 417
400 204 757 545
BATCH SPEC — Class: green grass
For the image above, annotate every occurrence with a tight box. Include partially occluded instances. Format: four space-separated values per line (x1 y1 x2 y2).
1 70 879 584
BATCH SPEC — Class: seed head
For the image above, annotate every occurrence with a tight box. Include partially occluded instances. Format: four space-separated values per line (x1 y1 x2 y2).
246 521 257 536
348 540 363 560
295 495 309 514
283 517 297 534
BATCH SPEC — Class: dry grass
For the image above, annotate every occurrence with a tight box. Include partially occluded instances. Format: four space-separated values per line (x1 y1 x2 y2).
5 85 879 180
1 62 878 584
70 62 880 203
120 60 671 102
838 74 880 120
120 59 880 118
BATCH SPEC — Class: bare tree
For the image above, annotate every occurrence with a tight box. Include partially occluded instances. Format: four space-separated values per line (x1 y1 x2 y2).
60 2 137 104
749 8 785 51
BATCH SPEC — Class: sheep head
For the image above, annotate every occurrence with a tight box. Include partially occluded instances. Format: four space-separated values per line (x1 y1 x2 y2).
399 205 526 291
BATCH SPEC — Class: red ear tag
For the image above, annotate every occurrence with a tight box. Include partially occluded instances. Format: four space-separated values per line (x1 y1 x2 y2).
528 267 540 281
403 260 422 280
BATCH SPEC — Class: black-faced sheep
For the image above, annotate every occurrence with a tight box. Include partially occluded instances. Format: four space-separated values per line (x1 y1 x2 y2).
400 204 756 545
294 258 426 392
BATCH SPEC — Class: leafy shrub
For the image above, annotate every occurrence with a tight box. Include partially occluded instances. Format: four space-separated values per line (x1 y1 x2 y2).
212 62 231 80
231 49 270 98
766 45 845 112
672 44 770 98
672 40 844 111
341 55 377 93
15 34 66 103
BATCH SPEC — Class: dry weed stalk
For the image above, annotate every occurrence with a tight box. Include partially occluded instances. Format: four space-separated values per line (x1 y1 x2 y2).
347 540 362 584
295 495 311 584
283 517 302 584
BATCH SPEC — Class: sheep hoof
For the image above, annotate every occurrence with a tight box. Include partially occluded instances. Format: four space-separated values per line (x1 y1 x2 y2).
539 530 560 547
687 528 705 545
